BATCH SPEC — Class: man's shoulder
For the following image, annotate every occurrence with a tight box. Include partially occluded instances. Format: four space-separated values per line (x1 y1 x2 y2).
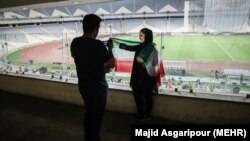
72 37 102 44
72 36 82 42
91 39 105 47
95 39 104 45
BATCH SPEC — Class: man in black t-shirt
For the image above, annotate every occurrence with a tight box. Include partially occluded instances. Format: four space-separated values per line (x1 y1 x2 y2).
70 14 115 141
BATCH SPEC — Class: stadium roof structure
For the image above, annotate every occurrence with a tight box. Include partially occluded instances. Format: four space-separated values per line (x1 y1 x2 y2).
0 0 198 26
114 6 132 15
73 9 88 17
29 9 48 18
0 0 115 11
127 21 162 34
1 0 248 33
159 4 178 13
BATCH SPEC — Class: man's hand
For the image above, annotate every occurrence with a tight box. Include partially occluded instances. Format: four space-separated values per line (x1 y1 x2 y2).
112 38 120 45
107 38 113 51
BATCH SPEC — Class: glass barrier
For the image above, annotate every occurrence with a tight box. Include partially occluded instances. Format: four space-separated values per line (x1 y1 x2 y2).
0 0 249 97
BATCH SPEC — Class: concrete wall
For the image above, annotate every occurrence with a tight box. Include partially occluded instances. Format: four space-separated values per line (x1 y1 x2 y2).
1 74 250 124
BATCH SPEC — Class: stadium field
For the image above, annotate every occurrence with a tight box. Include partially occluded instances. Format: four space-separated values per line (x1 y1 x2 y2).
115 35 250 63
6 35 250 73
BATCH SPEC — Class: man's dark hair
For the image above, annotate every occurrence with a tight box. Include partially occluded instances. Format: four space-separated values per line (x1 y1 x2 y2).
82 14 102 33
140 28 153 45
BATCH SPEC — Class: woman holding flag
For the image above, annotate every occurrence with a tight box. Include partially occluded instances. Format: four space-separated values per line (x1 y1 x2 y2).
113 28 165 121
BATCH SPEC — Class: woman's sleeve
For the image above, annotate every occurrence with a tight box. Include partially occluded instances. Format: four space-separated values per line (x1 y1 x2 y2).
119 43 141 52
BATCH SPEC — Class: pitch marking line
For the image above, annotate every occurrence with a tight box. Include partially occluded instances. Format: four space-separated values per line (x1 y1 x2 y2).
210 36 235 61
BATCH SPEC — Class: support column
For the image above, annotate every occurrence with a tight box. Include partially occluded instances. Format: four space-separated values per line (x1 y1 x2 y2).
184 1 190 32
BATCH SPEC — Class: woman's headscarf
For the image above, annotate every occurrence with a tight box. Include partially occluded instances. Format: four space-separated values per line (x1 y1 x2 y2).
140 28 153 46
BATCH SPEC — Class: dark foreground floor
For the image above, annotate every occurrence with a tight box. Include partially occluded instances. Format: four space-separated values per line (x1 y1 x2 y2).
0 90 181 141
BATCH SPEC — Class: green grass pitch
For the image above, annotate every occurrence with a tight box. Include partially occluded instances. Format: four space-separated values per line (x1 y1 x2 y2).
7 35 250 63
116 35 250 63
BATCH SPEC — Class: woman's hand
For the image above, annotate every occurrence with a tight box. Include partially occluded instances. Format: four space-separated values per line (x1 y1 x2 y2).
136 56 144 63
